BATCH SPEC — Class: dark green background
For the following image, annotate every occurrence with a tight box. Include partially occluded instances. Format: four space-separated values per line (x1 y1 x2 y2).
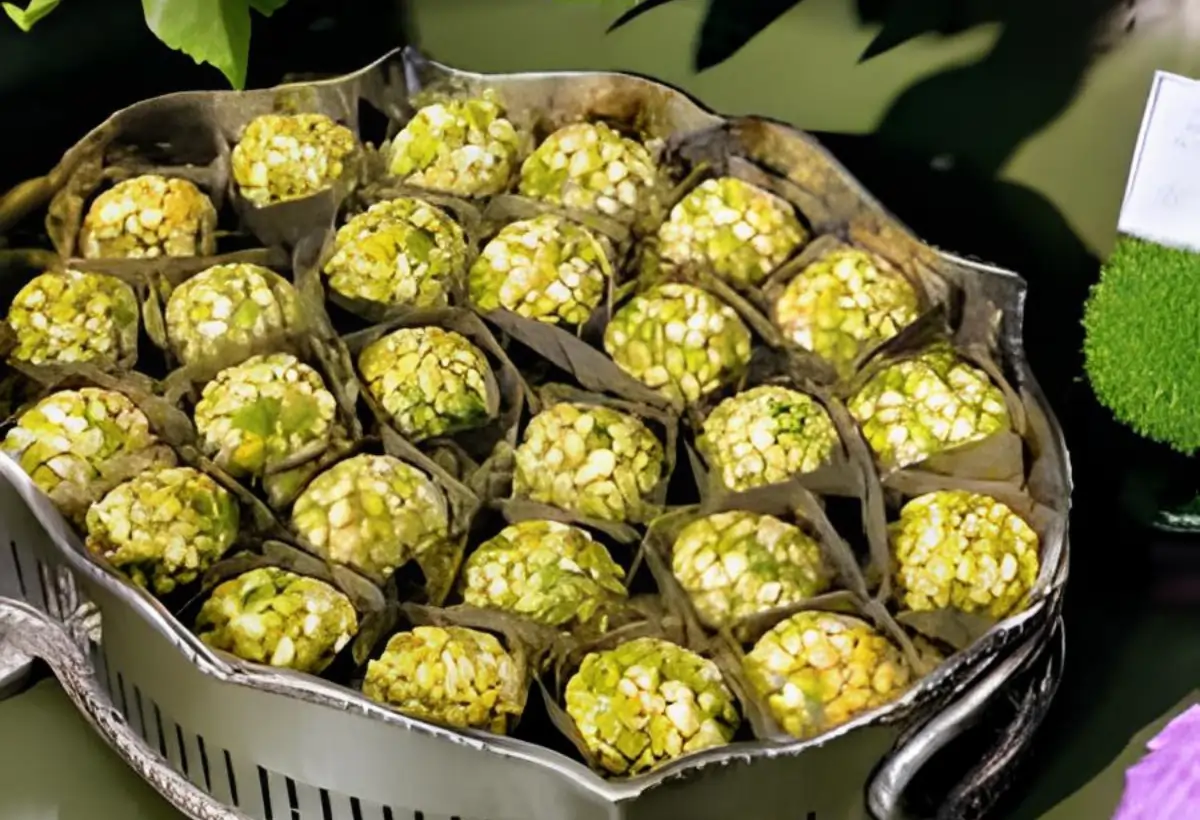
3 1 1199 817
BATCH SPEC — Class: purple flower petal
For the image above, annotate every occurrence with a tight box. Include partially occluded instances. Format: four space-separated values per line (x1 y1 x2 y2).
1114 706 1200 819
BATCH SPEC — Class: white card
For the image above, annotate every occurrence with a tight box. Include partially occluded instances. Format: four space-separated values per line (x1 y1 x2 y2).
1119 70 1200 252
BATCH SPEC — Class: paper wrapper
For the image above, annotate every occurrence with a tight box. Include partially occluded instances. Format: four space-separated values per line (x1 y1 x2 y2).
186 539 390 675
495 382 679 544
343 307 525 490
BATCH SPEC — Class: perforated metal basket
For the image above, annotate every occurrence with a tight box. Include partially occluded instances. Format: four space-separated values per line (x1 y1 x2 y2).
0 49 1072 820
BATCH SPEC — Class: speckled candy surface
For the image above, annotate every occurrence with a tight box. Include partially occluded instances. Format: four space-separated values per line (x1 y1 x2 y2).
79 175 217 259
7 270 139 366
231 113 358 206
604 283 752 406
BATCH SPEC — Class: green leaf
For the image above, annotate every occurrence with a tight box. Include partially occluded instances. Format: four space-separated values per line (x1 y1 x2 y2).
230 396 282 439
3 0 61 32
248 0 289 16
142 0 252 89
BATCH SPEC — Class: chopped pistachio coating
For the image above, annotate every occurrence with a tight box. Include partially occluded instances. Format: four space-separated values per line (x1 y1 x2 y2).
359 326 495 443
196 567 358 674
847 347 1011 470
388 98 522 197
363 626 523 733
462 520 627 629
671 511 830 630
291 454 450 583
85 467 239 596
698 385 839 492
231 113 358 206
565 637 740 775
7 270 139 366
194 353 338 480
513 402 664 523
324 197 468 308
743 611 912 739
604 283 752 405
518 122 659 221
774 249 920 376
890 490 1040 619
469 214 611 326
79 175 217 259
657 177 806 288
164 263 302 369
2 388 171 502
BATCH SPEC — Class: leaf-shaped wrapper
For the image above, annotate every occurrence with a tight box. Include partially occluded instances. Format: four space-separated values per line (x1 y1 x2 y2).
542 624 744 778
640 484 869 647
184 539 388 678
498 383 678 544
358 602 552 735
0 365 190 524
345 308 525 486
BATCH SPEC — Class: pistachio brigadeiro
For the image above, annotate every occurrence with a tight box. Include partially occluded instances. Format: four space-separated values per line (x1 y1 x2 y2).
363 625 524 733
196 567 359 674
164 263 302 369
79 175 217 259
565 637 741 775
656 177 807 288
7 269 139 367
847 346 1010 470
519 121 660 222
388 96 523 197
324 197 469 309
469 214 613 326
231 113 358 206
604 283 753 406
512 402 664 523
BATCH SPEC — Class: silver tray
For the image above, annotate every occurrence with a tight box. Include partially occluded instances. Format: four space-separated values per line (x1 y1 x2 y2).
0 47 1072 820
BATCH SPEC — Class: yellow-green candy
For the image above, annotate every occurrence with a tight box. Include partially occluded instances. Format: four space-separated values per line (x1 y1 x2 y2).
890 490 1040 619
469 214 612 326
196 567 359 675
79 175 217 259
774 248 920 376
671 511 830 629
194 353 338 480
358 326 495 443
85 466 239 596
604 283 752 405
363 626 523 733
656 177 806 288
565 637 740 775
519 122 659 222
2 388 174 509
232 113 358 206
164 263 303 369
462 520 627 630
847 347 1010 470
324 197 468 308
7 270 139 367
388 97 522 197
697 385 839 491
513 402 664 523
290 454 450 584
743 611 913 740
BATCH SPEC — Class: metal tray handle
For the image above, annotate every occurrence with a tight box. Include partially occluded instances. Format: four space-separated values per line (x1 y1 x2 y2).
0 596 251 820
867 617 1066 820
